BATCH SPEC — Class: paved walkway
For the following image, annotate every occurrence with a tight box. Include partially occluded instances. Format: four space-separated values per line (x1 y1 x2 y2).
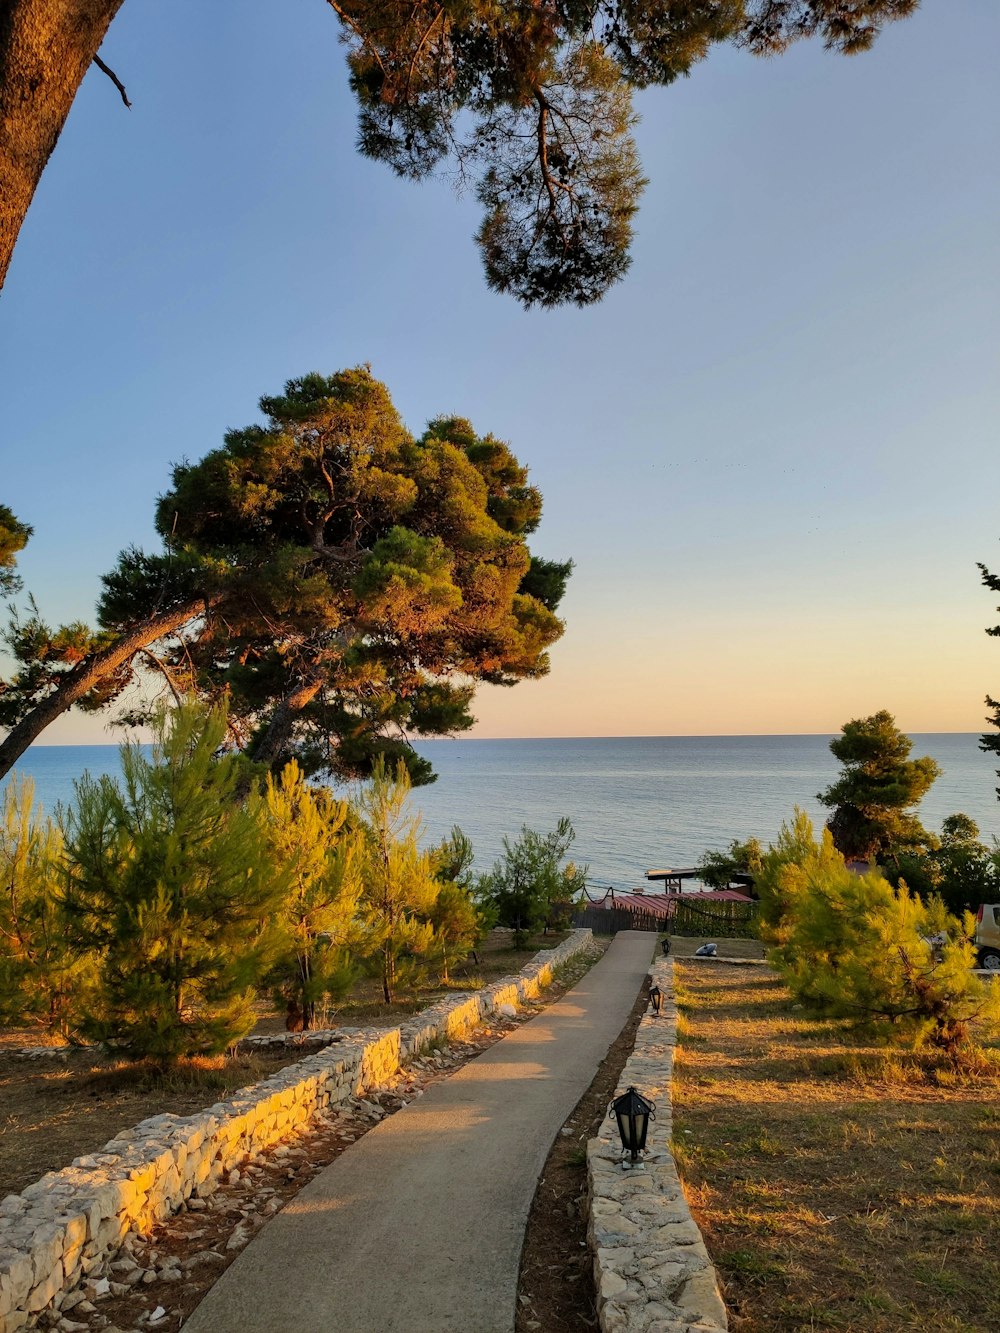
183 931 656 1333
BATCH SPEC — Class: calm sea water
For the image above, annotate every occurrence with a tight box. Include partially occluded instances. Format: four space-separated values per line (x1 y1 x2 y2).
6 734 998 890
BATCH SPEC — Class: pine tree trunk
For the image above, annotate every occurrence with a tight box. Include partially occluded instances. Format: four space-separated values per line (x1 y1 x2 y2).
0 0 125 291
251 678 323 769
382 943 393 1004
299 951 314 1029
0 596 211 779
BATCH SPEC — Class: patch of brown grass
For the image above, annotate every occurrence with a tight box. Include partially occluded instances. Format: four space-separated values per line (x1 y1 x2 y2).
249 927 573 1032
673 963 1000 1332
667 935 766 961
0 928 583 1203
0 1047 309 1200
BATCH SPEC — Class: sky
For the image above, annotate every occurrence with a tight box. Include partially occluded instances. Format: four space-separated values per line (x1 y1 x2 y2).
1 0 998 743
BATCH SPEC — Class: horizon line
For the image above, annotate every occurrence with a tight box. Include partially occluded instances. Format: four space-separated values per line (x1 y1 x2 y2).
27 728 989 748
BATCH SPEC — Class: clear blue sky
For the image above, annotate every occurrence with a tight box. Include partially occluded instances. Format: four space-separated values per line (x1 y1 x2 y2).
1 0 998 741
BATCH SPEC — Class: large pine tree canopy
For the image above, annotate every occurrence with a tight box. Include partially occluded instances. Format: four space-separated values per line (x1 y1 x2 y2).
1 1 919 297
336 0 917 305
0 368 571 783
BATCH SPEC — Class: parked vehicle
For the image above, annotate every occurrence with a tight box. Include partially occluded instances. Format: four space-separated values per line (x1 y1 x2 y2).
974 904 1000 971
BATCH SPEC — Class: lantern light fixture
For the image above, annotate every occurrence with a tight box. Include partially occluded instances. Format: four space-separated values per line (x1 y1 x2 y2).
660 937 671 957
608 1085 656 1170
649 983 662 1016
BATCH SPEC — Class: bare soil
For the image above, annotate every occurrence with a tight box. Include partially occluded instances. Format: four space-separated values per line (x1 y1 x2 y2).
0 1048 297 1202
673 962 1000 1333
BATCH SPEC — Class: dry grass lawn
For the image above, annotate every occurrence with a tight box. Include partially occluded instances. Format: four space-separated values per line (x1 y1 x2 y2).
673 962 1000 1333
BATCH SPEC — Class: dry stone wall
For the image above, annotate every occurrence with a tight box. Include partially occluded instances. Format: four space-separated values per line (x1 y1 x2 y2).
0 930 591 1332
587 957 728 1333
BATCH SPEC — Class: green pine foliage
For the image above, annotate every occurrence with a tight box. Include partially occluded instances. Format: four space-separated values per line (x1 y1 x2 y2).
354 759 441 1003
0 777 95 1041
766 817 1000 1057
339 0 917 306
477 817 585 948
884 814 1000 918
696 837 763 890
752 808 819 940
425 882 481 985
147 370 568 781
817 710 940 861
0 505 32 597
62 702 285 1065
767 822 899 1000
426 827 490 983
261 760 361 1029
0 370 570 786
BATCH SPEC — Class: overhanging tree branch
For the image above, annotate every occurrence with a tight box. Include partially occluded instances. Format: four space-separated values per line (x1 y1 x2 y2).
0 595 213 779
93 54 131 107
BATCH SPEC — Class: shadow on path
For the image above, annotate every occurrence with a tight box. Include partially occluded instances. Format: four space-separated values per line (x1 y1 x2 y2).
182 931 656 1333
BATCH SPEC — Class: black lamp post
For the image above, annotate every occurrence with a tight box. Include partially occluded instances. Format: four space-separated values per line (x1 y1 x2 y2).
609 1085 656 1169
648 983 662 1016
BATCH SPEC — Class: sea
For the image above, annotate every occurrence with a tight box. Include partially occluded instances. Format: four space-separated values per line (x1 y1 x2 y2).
5 734 998 892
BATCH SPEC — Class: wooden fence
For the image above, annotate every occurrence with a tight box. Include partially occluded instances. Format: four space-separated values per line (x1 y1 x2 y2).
572 904 665 935
573 898 759 939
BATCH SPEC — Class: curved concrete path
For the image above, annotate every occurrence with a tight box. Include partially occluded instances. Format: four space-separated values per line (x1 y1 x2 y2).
183 930 656 1333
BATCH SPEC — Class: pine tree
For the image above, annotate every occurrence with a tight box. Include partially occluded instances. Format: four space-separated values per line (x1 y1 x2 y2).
354 760 440 1004
0 370 570 785
426 827 486 984
1 1 920 297
262 761 360 1029
62 701 284 1064
817 710 939 861
0 505 32 596
768 825 1000 1056
477 817 582 948
0 776 94 1041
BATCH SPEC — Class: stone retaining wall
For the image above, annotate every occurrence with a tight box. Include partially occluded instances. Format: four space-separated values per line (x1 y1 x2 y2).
0 930 592 1332
587 957 728 1333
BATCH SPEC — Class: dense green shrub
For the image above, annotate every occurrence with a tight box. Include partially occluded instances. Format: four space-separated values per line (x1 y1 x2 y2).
262 760 360 1030
62 702 285 1064
696 837 763 890
767 816 1000 1056
883 814 1000 917
354 760 441 1002
477 817 586 947
0 777 95 1041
